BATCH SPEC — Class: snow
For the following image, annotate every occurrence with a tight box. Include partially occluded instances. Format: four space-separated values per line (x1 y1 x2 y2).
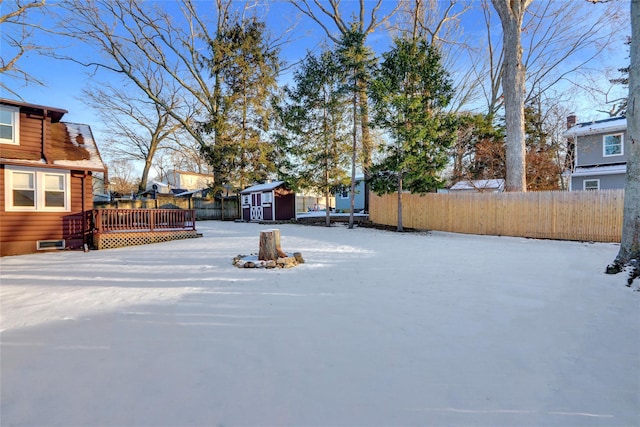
54 122 106 171
240 181 285 193
564 117 627 137
1 221 639 427
570 164 627 176
296 211 369 219
450 179 505 192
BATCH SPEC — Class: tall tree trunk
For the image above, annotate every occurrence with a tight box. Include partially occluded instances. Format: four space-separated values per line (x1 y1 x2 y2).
360 88 372 213
491 0 530 192
349 91 358 230
613 0 640 268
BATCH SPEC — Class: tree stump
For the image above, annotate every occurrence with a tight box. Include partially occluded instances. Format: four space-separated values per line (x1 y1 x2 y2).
258 229 287 261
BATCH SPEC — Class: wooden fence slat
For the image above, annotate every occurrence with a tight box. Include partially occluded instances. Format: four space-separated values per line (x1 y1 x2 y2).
370 189 624 243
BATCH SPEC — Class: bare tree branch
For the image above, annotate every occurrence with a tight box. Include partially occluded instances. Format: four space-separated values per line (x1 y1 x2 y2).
0 0 48 97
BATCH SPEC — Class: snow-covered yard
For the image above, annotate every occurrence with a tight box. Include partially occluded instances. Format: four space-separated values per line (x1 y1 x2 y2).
1 221 638 427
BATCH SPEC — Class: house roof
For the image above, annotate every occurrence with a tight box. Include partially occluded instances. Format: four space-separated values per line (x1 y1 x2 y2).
564 116 626 137
1 121 106 172
240 181 286 194
569 164 627 177
450 179 505 191
0 98 68 123
52 123 106 172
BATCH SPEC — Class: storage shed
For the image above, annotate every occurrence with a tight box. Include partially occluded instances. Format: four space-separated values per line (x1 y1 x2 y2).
240 181 295 222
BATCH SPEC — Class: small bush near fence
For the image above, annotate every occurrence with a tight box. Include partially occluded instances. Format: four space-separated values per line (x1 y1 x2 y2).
370 189 624 243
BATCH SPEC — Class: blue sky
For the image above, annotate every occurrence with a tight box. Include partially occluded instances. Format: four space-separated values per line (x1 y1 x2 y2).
2 1 399 124
1 0 631 143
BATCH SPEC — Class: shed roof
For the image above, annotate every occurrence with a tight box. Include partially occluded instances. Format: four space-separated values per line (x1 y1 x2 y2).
240 181 286 194
450 179 505 192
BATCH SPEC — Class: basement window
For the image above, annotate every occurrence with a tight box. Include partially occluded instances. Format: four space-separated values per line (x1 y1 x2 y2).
37 240 65 251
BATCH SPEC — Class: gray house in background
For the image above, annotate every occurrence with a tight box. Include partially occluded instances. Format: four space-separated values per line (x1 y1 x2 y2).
563 116 627 191
335 175 365 212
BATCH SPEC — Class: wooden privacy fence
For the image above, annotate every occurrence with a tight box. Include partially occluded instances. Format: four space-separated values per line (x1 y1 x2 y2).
96 196 240 221
369 189 624 243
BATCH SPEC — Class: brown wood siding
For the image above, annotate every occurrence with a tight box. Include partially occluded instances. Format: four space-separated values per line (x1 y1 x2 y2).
274 189 295 220
0 165 4 211
1 169 92 256
263 202 273 221
0 113 45 161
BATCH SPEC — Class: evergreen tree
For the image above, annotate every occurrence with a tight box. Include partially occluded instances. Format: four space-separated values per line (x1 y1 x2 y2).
200 16 280 193
335 25 377 229
369 38 454 231
277 49 352 226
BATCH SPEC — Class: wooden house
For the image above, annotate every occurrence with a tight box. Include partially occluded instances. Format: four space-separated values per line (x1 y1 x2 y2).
240 181 295 222
1 99 106 256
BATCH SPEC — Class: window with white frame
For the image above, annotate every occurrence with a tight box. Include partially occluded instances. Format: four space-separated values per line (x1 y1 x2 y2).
4 166 70 211
0 105 20 145
242 194 250 205
262 192 272 204
340 188 349 199
583 179 600 191
603 133 623 156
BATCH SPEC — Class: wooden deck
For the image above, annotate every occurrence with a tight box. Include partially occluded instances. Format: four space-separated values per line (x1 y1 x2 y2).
91 209 199 249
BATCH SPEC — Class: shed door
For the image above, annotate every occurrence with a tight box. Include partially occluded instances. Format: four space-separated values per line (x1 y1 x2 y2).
250 193 263 221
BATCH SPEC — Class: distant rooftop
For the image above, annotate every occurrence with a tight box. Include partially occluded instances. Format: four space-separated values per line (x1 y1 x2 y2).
564 116 626 137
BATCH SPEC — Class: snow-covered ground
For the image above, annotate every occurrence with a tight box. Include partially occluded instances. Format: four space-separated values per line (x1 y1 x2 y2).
1 221 638 427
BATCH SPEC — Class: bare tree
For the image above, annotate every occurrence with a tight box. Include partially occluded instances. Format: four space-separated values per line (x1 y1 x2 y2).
81 80 185 192
163 134 210 175
0 0 48 97
55 0 232 150
393 0 483 112
608 0 639 285
107 159 139 196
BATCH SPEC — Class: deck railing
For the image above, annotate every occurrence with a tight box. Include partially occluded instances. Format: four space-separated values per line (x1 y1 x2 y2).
92 209 196 233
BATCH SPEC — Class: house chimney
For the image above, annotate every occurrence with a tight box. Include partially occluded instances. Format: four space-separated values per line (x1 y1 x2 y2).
566 114 577 129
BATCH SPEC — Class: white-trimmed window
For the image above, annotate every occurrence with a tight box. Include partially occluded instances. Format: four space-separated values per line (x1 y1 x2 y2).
262 192 272 204
583 179 600 191
242 194 250 205
0 105 20 145
340 189 349 199
603 133 623 157
4 166 71 211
